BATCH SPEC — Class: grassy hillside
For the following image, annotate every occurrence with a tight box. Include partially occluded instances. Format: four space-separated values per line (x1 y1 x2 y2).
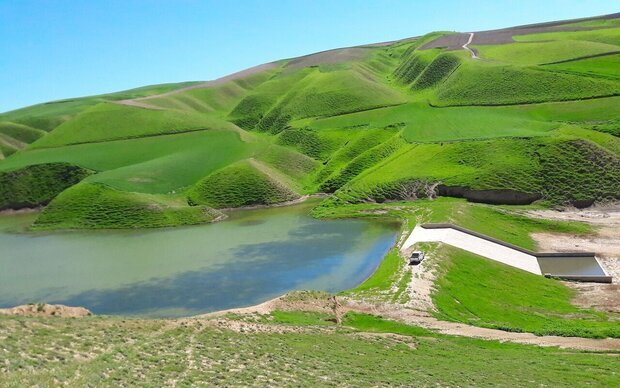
32 102 236 147
33 182 220 230
474 40 619 65
188 160 299 208
0 81 201 134
330 137 619 206
2 312 619 386
434 62 620 106
433 246 619 338
542 53 620 79
0 163 92 210
0 14 617 228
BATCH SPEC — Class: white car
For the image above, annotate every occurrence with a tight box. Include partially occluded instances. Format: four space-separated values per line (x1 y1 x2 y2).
409 251 425 265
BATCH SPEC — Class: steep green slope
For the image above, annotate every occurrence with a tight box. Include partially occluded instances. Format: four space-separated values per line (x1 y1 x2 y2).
434 62 620 106
33 182 219 230
333 137 620 206
0 163 92 210
434 246 619 338
231 65 406 133
188 160 299 208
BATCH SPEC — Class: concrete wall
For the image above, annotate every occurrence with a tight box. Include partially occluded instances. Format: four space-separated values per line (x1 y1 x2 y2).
402 225 542 275
401 223 612 283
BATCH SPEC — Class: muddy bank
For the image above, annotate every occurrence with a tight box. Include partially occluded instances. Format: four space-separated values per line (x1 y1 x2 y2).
0 304 91 318
529 205 620 312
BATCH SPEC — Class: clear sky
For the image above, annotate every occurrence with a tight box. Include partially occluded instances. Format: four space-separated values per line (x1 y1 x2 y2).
0 0 618 112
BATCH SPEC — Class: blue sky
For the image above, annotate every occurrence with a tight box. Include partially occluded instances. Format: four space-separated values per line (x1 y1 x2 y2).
0 0 617 112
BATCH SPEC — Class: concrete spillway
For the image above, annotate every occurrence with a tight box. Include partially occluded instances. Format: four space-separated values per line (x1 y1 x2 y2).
402 223 612 283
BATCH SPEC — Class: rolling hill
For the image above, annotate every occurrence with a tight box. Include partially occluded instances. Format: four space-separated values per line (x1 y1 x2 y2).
1 13 619 229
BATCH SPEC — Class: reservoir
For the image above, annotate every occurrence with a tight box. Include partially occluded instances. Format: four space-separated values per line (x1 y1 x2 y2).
0 201 397 317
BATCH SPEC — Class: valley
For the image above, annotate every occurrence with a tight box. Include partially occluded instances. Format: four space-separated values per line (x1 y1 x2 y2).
1 10 619 386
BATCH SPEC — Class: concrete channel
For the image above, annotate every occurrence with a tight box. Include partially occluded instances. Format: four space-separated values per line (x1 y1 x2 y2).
402 223 612 283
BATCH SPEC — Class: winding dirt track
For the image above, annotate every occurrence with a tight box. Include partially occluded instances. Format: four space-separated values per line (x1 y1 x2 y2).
462 33 478 59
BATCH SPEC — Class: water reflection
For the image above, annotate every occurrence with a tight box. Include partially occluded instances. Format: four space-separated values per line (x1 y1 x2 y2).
0 202 397 317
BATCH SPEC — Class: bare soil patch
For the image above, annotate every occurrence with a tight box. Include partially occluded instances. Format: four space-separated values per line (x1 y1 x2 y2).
285 47 371 69
0 304 91 317
529 205 620 312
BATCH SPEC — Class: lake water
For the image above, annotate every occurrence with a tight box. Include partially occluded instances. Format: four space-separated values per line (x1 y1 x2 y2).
0 202 397 317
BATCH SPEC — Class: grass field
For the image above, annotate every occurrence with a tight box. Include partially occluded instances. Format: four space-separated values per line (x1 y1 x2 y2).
32 102 236 147
474 40 619 65
0 130 256 194
300 102 556 143
433 246 620 338
332 137 620 206
435 61 620 106
1 312 618 386
514 27 620 46
543 53 620 79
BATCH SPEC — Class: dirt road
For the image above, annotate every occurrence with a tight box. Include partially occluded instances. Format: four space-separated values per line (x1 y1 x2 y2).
463 32 478 59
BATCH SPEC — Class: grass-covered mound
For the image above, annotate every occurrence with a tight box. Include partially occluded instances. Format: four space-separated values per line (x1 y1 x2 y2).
332 137 620 205
435 62 620 106
411 53 461 90
0 121 46 144
32 103 235 147
393 49 440 85
433 246 620 338
0 163 92 210
187 160 299 208
33 182 219 230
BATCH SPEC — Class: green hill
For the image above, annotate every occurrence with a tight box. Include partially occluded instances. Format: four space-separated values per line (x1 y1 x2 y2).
0 13 619 228
2 13 620 386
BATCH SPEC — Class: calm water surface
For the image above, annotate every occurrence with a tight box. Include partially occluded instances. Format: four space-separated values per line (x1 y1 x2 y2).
0 202 397 317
